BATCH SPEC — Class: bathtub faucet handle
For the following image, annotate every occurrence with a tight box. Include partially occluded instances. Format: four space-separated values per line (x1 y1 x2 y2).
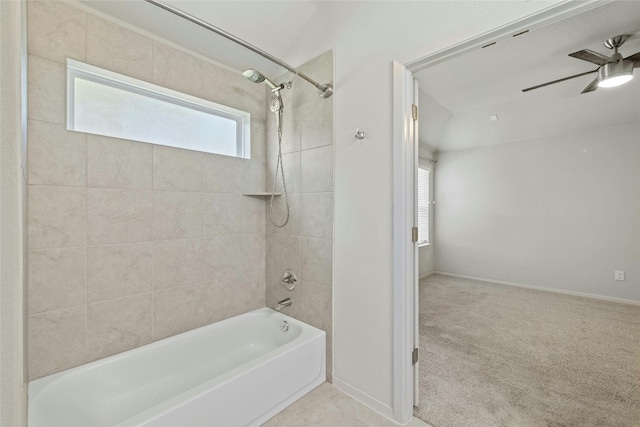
281 269 297 291
275 297 292 311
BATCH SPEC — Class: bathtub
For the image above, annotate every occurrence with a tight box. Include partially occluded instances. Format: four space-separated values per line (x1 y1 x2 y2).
28 307 326 427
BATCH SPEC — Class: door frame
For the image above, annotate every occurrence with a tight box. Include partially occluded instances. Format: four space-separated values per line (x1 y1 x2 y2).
391 0 607 423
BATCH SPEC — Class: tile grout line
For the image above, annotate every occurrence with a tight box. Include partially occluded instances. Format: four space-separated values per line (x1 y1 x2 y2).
200 152 205 322
83 9 89 364
151 144 156 341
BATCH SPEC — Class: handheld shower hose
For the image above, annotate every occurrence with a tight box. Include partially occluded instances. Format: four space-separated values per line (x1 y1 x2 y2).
269 93 290 228
243 69 290 228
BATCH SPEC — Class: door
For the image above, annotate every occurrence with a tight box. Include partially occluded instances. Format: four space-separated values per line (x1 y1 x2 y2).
412 78 420 407
391 60 421 423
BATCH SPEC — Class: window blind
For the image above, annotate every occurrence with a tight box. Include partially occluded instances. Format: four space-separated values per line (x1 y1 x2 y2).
417 167 430 245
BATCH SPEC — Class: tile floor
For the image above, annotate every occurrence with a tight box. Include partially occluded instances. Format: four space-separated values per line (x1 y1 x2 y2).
264 383 432 427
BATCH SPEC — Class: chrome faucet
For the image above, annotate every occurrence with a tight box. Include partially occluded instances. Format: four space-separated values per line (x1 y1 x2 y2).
275 298 292 311
281 269 297 291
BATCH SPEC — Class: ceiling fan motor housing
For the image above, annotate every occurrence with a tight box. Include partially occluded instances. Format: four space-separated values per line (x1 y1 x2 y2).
598 57 634 84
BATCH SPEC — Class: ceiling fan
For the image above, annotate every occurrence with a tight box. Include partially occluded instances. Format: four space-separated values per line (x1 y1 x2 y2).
523 35 640 93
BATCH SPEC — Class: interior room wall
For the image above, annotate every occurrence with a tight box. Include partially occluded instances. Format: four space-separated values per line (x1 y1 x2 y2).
418 242 435 279
26 1 268 381
418 90 448 279
1 1 27 424
418 243 434 278
264 51 334 381
434 122 640 302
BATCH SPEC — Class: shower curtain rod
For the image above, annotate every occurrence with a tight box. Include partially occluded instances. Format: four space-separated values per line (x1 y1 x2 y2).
143 0 333 98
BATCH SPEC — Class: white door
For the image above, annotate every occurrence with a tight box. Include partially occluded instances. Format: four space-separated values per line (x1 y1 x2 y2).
412 78 420 407
391 60 422 423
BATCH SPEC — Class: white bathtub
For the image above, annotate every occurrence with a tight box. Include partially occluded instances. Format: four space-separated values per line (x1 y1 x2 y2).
28 307 326 427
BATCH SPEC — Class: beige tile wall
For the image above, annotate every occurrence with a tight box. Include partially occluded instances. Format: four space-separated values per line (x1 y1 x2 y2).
26 1 268 380
265 51 334 381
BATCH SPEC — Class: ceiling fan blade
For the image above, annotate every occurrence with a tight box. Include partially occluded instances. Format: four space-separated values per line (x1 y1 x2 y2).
624 51 640 67
569 49 616 65
522 69 598 92
581 77 600 94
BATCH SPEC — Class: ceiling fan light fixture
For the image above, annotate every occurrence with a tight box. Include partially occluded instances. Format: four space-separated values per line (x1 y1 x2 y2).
599 74 633 88
597 60 634 88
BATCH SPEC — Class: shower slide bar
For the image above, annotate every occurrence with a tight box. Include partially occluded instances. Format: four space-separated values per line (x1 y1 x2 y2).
144 0 333 98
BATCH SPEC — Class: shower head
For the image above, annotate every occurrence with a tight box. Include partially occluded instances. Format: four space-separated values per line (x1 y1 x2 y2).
242 69 265 83
269 93 282 113
243 69 279 90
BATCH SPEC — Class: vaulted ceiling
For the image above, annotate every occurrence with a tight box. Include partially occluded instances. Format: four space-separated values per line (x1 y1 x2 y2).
416 0 640 152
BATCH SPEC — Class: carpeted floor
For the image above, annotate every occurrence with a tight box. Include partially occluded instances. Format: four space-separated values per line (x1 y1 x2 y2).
414 274 640 427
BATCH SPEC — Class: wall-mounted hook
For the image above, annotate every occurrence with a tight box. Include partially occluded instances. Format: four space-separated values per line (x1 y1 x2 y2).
355 128 365 140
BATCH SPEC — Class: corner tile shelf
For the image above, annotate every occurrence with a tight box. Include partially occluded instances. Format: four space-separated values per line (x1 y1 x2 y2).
242 192 282 197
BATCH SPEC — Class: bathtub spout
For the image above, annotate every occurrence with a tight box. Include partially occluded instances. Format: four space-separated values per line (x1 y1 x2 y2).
275 298 292 311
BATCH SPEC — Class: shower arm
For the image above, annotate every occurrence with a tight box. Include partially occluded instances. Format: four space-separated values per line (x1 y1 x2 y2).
144 0 333 98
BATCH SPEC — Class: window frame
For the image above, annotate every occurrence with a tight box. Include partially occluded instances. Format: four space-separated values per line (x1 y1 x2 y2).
66 58 251 158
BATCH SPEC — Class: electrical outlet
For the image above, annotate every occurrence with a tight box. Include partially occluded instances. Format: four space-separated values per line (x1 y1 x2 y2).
614 271 625 281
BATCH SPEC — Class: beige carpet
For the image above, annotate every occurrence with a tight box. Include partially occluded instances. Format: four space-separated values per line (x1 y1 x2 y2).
414 274 640 427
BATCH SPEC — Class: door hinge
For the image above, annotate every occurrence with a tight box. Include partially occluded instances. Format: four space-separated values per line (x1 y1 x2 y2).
412 348 419 365
411 226 418 243
411 104 418 121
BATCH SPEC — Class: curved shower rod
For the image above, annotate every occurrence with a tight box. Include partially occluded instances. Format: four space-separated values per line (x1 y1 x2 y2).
143 0 333 98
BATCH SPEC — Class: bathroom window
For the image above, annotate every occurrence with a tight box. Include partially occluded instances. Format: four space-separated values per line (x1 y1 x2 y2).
417 166 430 246
67 59 250 158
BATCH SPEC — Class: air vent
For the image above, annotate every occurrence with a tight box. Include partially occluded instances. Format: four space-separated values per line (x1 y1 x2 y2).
512 30 529 37
482 42 497 49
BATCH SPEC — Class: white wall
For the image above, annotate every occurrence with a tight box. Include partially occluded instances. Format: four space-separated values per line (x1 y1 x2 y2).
418 246 434 278
435 123 640 302
0 0 26 424
284 0 565 414
418 90 452 152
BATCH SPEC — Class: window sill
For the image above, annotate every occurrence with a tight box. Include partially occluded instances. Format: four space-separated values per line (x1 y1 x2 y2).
418 243 431 248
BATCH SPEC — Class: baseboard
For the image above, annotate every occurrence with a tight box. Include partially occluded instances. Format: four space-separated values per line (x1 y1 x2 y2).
419 271 435 280
433 271 640 306
332 377 397 424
